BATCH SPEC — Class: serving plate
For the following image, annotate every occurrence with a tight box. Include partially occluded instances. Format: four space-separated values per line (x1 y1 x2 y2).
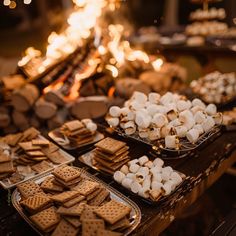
11 167 142 236
48 129 104 150
0 135 75 189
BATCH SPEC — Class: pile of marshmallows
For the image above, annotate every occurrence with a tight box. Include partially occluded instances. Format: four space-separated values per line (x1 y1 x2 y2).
191 71 236 104
107 92 221 149
114 156 183 200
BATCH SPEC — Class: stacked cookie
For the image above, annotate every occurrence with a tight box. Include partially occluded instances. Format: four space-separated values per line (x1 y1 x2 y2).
107 92 221 149
114 156 183 201
92 137 130 174
0 151 14 180
17 165 132 235
60 119 97 146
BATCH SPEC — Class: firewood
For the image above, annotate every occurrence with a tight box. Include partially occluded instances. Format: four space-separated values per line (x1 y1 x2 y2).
29 115 41 129
35 97 57 119
12 110 30 131
0 113 10 128
47 108 68 130
71 97 108 119
44 90 65 106
2 75 25 90
11 84 39 112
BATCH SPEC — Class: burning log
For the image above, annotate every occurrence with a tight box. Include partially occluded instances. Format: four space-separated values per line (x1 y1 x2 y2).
35 98 57 120
11 84 39 112
71 97 108 119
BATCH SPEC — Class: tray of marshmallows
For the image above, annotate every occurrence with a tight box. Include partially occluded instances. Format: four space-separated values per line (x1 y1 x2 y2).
113 155 186 204
12 165 141 236
48 119 104 150
0 127 75 189
190 71 236 106
106 92 222 153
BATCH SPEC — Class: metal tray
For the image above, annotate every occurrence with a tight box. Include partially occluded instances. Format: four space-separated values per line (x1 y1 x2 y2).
11 168 141 236
48 129 104 150
0 135 75 189
79 150 187 205
113 126 222 156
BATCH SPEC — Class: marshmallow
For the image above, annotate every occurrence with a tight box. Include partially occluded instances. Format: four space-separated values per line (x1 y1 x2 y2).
121 178 133 189
162 166 173 174
131 182 142 194
114 171 125 183
130 101 144 111
160 92 174 105
153 158 164 167
165 135 178 149
191 105 204 114
135 172 145 183
202 116 215 132
152 114 168 128
135 114 151 128
152 172 162 182
109 106 121 117
170 119 182 127
192 98 206 109
186 128 199 143
170 172 182 185
128 159 139 166
194 111 206 124
160 125 173 138
205 104 217 116
129 163 140 173
127 111 135 121
126 173 135 180
150 166 162 176
81 119 92 125
151 181 163 191
162 182 172 195
138 155 149 166
167 109 178 121
120 107 130 116
125 126 136 135
177 100 191 111
166 180 177 191
144 161 153 169
148 128 161 141
213 112 223 125
147 104 160 116
86 122 97 133
120 165 129 175
161 171 170 182
174 125 188 138
124 121 135 129
131 91 147 104
143 176 151 189
148 93 161 104
193 124 204 135
138 187 149 198
138 129 149 138
179 110 195 130
138 167 150 177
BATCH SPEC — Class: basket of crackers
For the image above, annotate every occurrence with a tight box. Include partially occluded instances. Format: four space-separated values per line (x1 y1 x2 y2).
106 91 222 155
48 119 104 150
0 127 75 189
12 165 141 235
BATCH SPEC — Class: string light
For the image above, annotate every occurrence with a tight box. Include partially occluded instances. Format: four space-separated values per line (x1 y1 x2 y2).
9 0 16 9
3 0 11 6
24 0 32 4
2 0 33 8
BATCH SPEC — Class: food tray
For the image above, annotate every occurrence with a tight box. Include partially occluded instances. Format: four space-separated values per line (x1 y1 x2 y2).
113 125 222 156
48 129 104 150
11 168 142 236
0 135 75 189
78 150 187 205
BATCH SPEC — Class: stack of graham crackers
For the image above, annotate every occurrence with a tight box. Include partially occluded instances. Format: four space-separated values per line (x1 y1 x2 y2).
16 165 132 235
92 137 130 174
0 150 14 180
60 120 96 146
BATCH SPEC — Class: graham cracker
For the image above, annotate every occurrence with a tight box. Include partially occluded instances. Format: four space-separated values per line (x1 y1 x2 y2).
32 139 50 146
22 127 40 141
18 142 41 151
31 161 52 174
94 146 129 159
51 219 79 236
26 151 45 157
86 187 103 201
0 161 15 174
55 176 82 188
41 176 64 193
41 143 59 155
94 199 131 225
9 173 24 184
0 153 11 163
4 133 23 146
53 166 81 183
17 181 44 199
46 151 68 164
108 217 130 231
96 229 123 236
72 180 99 196
64 120 84 132
88 189 110 206
64 216 81 228
80 205 98 221
95 138 126 154
63 195 85 208
57 202 86 216
50 191 81 204
82 219 105 236
30 206 60 232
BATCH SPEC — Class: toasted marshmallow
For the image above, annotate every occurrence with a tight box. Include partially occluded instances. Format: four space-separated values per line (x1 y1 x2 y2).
129 163 140 173
152 114 168 128
138 155 149 166
144 161 153 169
213 112 222 125
186 128 199 143
109 106 121 117
138 129 149 138
194 111 206 124
167 109 178 121
151 181 163 191
174 125 188 138
165 135 178 149
202 116 215 132
148 92 161 104
148 128 161 141
120 165 129 175
107 117 119 127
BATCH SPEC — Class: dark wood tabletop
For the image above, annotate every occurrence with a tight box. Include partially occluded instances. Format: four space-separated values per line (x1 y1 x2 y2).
0 126 236 236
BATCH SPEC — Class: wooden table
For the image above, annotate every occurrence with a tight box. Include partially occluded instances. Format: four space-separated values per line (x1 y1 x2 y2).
0 127 236 236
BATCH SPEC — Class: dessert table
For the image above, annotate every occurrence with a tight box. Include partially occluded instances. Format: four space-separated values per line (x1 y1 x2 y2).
0 125 236 236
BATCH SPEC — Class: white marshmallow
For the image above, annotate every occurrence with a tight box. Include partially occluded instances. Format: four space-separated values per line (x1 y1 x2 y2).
131 182 142 194
170 172 182 185
150 166 162 176
135 114 151 129
147 104 160 117
161 171 170 182
120 107 130 116
177 100 191 111
162 182 172 195
126 173 135 180
132 91 148 104
192 98 206 109
151 181 163 190
193 124 204 135
120 165 129 175
144 161 153 169
143 176 151 189
127 111 135 121
128 159 139 166
191 105 204 114
152 114 168 128
148 93 161 104
205 104 217 116
166 180 177 191
165 135 178 149
138 187 149 198
121 177 133 189
202 116 215 132
114 171 125 183
125 126 136 135
129 163 140 173
186 128 199 143
160 92 174 105
81 119 92 125
174 125 188 138
138 155 149 166
124 121 135 129
162 166 173 174
130 101 144 111
194 111 206 124
138 129 149 138
109 106 121 117
167 110 178 121
153 158 164 167
86 122 97 132
138 167 150 177
152 173 162 182
170 119 182 127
